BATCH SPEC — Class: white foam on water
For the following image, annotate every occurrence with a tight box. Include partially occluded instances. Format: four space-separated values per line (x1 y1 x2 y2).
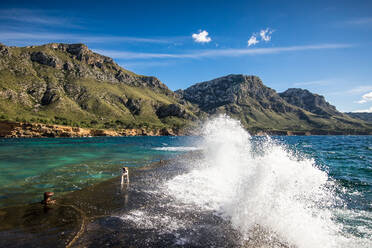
164 115 372 248
120 209 188 234
153 146 201 152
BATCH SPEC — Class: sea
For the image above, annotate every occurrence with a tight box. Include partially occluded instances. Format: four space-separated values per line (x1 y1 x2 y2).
0 116 371 247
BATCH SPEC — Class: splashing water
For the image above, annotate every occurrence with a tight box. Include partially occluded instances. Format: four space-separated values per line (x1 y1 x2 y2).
164 115 370 248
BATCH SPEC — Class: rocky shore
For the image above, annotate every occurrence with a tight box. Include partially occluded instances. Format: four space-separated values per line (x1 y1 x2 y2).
0 121 370 138
0 121 181 138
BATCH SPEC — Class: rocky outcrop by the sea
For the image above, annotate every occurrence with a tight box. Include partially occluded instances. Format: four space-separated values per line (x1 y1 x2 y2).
0 121 181 138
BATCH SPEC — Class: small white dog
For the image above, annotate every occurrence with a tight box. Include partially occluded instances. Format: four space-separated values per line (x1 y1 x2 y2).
121 167 129 185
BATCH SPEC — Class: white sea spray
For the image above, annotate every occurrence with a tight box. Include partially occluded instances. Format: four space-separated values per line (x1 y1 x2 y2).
164 115 371 248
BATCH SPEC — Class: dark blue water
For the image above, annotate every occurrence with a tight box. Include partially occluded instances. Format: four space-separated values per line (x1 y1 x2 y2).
271 136 371 212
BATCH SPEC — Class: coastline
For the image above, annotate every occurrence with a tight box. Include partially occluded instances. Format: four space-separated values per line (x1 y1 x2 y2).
0 121 182 138
0 121 370 138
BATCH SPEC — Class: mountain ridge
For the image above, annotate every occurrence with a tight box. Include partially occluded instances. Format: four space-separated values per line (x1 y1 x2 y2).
345 112 372 123
177 74 371 134
0 42 371 136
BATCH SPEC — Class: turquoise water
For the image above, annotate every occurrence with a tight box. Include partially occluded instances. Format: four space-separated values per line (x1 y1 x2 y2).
0 136 370 211
0 136 197 207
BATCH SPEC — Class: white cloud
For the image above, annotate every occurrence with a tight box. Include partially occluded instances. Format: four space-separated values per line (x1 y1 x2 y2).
247 35 259 47
192 30 211 43
260 28 273 42
357 91 372 104
352 106 372 113
96 43 352 60
246 28 273 46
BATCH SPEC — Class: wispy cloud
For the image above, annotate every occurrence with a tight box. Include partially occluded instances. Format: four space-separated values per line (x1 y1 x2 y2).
192 30 212 43
260 28 274 42
94 50 180 59
357 91 372 104
0 31 171 44
247 28 274 47
352 106 372 113
328 85 372 96
96 43 352 60
120 61 172 69
247 35 259 47
346 17 372 25
0 8 82 28
293 79 333 87
345 85 372 94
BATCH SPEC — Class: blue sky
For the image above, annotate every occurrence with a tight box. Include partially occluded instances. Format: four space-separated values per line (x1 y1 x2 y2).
0 0 372 112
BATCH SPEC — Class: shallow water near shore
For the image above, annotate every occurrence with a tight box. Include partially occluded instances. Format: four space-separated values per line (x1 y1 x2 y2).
0 117 371 247
0 136 198 207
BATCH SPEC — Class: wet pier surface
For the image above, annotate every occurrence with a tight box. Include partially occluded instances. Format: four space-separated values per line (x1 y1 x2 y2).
0 154 287 248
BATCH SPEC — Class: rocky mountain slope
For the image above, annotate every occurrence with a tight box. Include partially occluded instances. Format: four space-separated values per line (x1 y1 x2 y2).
279 88 341 117
0 43 198 131
345 112 372 123
177 74 372 134
0 43 370 135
